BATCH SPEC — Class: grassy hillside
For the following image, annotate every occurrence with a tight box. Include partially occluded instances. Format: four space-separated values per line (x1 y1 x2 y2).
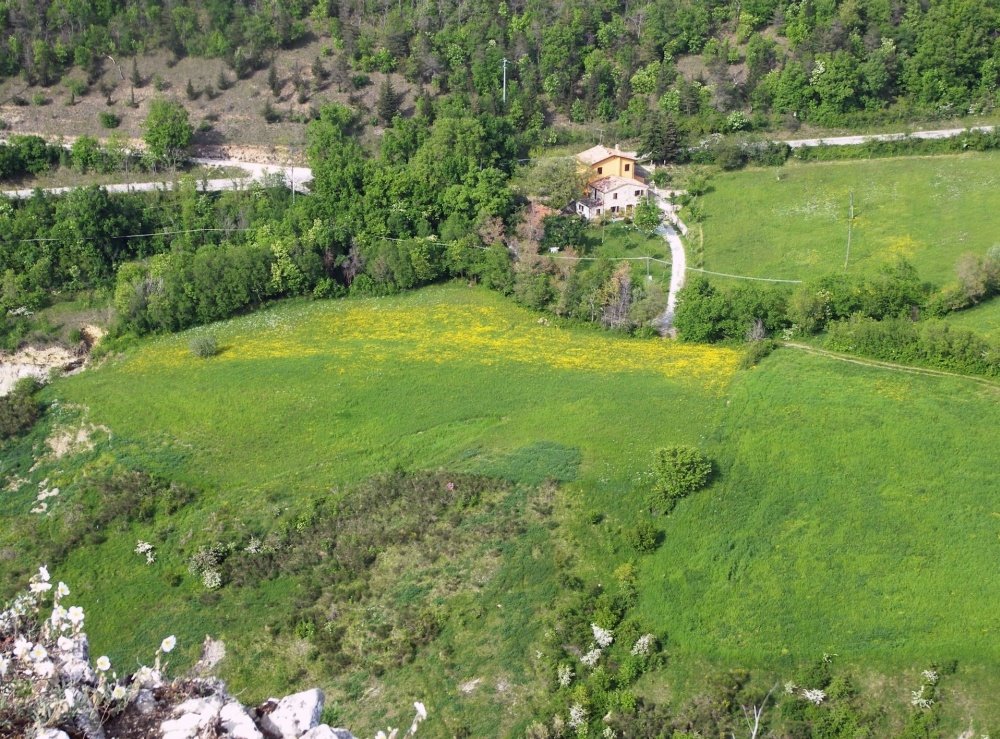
944 297 1000 339
3 285 998 733
2 284 737 734
693 153 1000 285
639 349 1000 663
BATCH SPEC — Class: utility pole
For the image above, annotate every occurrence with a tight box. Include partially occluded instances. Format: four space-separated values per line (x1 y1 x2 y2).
501 58 509 104
844 190 854 270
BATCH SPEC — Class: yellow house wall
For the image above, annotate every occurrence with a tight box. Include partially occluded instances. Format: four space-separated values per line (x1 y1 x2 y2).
586 155 637 183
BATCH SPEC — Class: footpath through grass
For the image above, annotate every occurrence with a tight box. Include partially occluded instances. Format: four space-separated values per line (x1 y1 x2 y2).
694 152 1000 284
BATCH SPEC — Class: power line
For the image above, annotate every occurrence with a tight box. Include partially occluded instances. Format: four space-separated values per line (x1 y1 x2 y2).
6 227 247 244
685 267 802 283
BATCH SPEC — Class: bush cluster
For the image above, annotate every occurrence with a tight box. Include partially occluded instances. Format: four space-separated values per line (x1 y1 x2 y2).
826 317 1000 377
0 377 42 440
189 335 218 358
648 445 713 514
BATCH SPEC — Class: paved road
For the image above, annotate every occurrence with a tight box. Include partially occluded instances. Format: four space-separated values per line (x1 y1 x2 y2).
1 158 312 200
782 124 996 149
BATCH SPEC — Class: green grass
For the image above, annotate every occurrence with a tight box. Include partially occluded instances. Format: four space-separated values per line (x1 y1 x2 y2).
636 347 1000 728
692 153 1000 284
3 285 998 732
944 297 1000 339
3 284 733 734
583 221 672 286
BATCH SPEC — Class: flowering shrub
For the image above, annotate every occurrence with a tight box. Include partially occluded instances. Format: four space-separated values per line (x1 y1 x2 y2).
0 567 176 737
134 540 156 564
630 634 655 657
557 664 574 688
800 687 826 705
591 624 614 649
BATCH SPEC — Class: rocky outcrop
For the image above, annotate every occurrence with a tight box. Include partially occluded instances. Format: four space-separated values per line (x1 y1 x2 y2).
0 346 83 396
108 680 352 739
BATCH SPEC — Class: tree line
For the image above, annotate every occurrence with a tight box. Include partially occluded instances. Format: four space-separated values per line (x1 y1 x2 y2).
2 0 999 146
673 252 1000 377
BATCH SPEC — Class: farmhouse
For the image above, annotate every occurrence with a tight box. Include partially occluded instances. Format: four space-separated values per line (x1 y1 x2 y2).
573 144 649 220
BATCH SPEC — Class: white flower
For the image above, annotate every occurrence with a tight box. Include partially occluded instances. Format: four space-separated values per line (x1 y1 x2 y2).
160 635 177 653
801 688 826 705
30 580 53 594
57 636 75 652
603 728 617 739
921 669 939 685
591 623 614 648
568 703 589 729
784 680 798 694
13 636 32 660
910 689 933 709
557 664 574 687
56 581 70 598
29 643 48 662
413 701 427 720
580 648 602 667
67 606 85 627
111 684 127 701
630 634 655 656
0 656 9 677
38 566 50 582
51 604 67 624
34 660 55 678
96 655 111 672
202 569 222 590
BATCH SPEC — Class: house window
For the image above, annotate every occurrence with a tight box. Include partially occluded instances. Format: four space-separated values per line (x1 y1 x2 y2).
634 190 641 196
596 208 601 215
625 163 631 172
613 193 618 199
611 206 619 213
597 166 603 174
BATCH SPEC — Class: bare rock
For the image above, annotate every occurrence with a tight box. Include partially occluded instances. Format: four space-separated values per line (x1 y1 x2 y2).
35 730 71 739
161 695 225 739
134 689 158 715
259 689 324 739
191 635 227 677
220 701 263 739
301 727 356 739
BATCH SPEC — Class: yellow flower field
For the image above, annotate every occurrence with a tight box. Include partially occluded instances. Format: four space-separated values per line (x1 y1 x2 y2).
123 286 740 391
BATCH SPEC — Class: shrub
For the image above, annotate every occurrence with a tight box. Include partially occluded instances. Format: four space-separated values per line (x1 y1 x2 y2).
739 339 776 369
0 378 42 439
262 101 281 123
98 111 120 129
625 520 660 553
189 335 219 358
66 78 88 97
649 446 712 513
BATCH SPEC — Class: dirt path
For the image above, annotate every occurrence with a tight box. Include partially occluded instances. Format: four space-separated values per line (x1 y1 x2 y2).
650 188 688 334
781 124 997 148
782 342 1000 390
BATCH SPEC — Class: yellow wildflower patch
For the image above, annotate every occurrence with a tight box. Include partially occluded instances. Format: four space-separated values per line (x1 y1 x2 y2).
123 288 739 390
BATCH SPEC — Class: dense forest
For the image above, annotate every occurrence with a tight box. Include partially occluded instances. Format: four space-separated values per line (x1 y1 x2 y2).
2 0 999 139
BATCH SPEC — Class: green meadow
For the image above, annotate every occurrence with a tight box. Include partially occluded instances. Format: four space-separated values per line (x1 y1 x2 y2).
2 285 998 733
693 152 1000 285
